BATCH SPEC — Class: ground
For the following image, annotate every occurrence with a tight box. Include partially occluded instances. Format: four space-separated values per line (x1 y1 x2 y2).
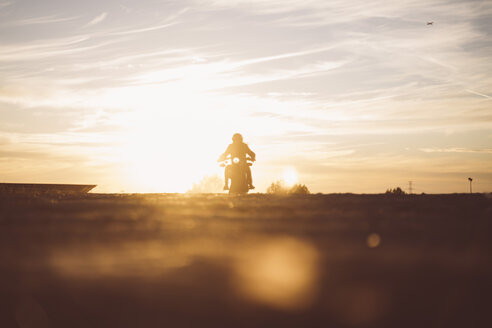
0 193 491 328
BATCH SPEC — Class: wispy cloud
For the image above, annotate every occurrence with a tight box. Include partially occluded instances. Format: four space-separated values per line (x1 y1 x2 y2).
106 7 187 35
108 21 177 36
466 89 492 100
233 45 338 67
2 15 78 27
0 35 117 62
84 12 107 27
420 148 492 154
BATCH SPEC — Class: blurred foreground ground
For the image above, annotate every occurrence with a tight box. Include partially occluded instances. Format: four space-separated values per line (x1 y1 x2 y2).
1 193 491 328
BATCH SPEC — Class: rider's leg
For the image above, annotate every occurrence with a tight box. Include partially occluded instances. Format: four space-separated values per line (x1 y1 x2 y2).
224 166 230 190
246 166 254 189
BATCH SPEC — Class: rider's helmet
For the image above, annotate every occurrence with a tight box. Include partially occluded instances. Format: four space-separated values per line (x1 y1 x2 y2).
232 133 243 143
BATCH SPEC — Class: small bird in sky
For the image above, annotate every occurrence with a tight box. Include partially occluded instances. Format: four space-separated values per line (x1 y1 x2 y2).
427 22 434 25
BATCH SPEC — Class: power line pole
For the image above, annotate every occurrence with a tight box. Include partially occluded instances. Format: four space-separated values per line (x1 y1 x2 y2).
408 181 413 194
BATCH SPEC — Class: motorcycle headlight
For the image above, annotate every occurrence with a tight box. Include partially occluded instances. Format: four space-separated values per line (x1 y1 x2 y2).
233 157 240 164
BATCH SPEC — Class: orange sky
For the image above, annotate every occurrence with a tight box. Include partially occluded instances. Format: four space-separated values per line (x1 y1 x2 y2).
1 0 491 193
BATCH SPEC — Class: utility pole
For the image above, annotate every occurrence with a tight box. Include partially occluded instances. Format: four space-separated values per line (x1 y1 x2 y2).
468 177 473 194
408 181 413 194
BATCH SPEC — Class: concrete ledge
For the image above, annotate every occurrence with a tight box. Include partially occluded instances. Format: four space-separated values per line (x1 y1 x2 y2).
0 183 96 194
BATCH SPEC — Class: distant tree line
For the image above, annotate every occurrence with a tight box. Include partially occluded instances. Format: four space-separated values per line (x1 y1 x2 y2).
188 175 223 193
385 187 406 195
266 180 310 195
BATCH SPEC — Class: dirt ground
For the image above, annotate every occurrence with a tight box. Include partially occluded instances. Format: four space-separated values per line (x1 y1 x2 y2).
0 193 491 328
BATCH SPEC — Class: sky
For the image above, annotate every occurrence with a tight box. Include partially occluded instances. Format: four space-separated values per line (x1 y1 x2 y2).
0 0 491 193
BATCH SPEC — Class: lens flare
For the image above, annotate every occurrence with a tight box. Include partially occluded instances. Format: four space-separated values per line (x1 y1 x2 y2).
367 233 381 248
233 237 319 310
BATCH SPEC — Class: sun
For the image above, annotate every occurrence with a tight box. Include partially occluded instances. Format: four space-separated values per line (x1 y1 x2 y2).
282 167 299 186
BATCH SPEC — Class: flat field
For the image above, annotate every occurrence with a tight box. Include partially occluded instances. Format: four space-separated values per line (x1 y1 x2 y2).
0 193 491 328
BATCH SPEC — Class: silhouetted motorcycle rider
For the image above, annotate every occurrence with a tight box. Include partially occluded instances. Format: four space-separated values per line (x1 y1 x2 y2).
218 133 256 190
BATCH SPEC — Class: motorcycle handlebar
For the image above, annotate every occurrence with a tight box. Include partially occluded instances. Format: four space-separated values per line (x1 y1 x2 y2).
218 157 255 164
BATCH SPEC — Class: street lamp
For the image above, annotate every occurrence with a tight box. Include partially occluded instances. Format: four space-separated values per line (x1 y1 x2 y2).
468 177 473 194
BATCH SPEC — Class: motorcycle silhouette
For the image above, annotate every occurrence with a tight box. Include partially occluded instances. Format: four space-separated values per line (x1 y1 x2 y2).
219 156 255 194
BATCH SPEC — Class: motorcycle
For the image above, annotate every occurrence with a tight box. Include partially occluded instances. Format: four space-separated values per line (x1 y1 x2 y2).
219 156 255 194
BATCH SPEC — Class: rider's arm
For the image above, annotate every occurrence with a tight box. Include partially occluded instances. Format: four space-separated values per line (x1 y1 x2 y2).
218 144 232 162
246 145 256 161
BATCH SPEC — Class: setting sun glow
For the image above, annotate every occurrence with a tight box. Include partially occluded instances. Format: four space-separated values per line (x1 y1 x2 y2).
282 168 299 187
